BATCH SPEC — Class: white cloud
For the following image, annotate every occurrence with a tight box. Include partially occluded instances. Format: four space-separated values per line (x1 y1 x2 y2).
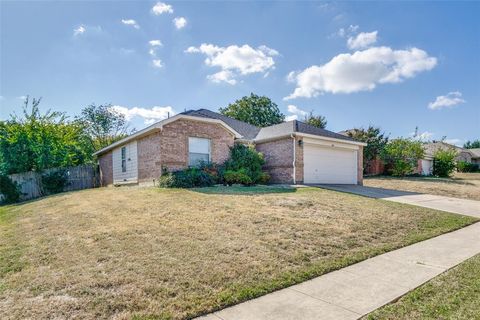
110 105 175 125
152 2 173 15
152 59 163 68
121 19 140 29
444 138 462 146
17 95 27 100
285 104 308 121
411 130 434 141
185 43 278 84
73 25 86 36
428 91 465 110
149 40 163 47
148 40 163 59
173 17 187 29
284 46 437 100
347 31 378 50
73 25 102 37
337 25 359 38
207 71 237 85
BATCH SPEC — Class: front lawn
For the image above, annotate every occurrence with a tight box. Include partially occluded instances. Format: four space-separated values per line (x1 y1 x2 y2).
365 172 480 201
366 254 480 320
0 186 476 319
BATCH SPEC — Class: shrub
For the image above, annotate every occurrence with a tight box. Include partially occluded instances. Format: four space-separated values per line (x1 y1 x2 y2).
158 167 216 188
224 144 267 184
433 149 457 177
381 138 424 176
41 169 69 194
257 172 271 185
0 174 20 204
457 161 479 173
223 169 253 186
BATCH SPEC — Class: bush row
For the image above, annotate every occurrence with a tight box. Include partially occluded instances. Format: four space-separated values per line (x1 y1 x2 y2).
158 144 271 188
457 161 479 173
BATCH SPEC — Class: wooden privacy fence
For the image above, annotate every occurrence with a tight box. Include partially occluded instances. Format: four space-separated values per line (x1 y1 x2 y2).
8 164 99 201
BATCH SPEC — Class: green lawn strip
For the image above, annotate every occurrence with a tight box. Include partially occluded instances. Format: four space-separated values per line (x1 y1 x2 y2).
365 254 480 320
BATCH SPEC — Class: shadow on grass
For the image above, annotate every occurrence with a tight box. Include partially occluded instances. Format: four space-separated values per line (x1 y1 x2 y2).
190 185 297 195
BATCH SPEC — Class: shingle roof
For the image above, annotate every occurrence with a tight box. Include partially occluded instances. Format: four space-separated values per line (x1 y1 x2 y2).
254 120 358 142
182 109 359 143
469 148 480 158
295 121 358 142
181 109 261 139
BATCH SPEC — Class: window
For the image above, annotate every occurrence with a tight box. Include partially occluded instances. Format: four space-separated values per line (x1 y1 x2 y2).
188 137 211 166
121 147 127 172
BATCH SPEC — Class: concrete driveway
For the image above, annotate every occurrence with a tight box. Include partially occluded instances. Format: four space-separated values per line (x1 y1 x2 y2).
317 185 480 218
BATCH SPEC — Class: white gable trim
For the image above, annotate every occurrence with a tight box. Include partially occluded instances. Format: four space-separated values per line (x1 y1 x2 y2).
93 114 242 156
253 132 367 147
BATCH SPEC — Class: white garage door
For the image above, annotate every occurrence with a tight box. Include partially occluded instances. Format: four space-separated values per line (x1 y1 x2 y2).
304 144 357 184
421 159 433 176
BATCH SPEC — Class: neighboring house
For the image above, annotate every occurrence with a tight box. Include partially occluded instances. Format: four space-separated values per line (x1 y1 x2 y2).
94 109 366 186
419 141 480 175
469 148 480 164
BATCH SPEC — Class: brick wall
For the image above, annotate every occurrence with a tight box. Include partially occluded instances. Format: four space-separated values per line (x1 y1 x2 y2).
98 151 113 186
255 137 302 184
137 119 235 182
357 146 364 185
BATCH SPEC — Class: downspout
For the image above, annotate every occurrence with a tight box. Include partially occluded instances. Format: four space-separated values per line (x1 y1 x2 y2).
291 134 296 185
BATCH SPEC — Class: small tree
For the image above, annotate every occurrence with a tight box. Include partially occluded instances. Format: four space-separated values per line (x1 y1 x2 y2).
76 104 129 152
219 93 284 127
0 97 93 174
433 149 457 177
464 140 480 149
347 126 389 172
304 111 327 128
381 138 424 176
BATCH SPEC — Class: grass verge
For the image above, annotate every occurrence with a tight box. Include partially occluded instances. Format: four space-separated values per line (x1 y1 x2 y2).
365 254 480 320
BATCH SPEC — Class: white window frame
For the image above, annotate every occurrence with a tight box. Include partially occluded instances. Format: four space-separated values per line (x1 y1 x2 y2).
121 146 127 172
188 137 211 167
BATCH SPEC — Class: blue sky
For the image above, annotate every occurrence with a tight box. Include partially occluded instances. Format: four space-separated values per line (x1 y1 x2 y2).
1 1 478 145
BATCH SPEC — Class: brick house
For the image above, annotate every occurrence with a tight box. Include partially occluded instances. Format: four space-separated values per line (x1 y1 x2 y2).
94 109 366 186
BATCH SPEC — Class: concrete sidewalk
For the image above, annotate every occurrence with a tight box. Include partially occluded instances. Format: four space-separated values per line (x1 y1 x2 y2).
197 222 480 320
317 185 480 218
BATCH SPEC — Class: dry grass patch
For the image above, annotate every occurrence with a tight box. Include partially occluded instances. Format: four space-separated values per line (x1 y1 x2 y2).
366 254 480 320
365 173 480 201
0 186 476 319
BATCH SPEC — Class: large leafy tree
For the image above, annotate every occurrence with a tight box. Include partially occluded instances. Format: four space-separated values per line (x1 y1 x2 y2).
381 138 424 176
0 97 92 174
304 111 327 129
464 140 480 149
219 93 284 127
346 126 389 169
76 104 129 152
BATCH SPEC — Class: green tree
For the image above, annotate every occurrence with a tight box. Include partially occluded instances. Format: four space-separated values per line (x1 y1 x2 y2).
433 149 457 177
381 138 424 176
0 97 92 174
76 104 129 152
346 126 389 171
464 140 480 149
219 93 284 127
304 111 327 128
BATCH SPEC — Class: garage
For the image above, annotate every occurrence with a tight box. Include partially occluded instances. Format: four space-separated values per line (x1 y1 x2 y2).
303 142 358 184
